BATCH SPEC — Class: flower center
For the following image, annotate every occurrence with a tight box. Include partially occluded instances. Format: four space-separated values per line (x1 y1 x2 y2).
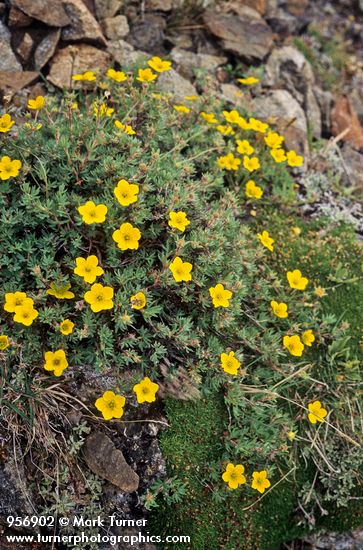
96 294 104 302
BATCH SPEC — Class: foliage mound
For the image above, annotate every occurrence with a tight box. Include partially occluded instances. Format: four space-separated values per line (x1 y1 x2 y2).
0 63 362 544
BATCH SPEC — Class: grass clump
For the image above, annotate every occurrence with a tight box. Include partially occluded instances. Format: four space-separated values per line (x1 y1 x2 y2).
0 60 361 546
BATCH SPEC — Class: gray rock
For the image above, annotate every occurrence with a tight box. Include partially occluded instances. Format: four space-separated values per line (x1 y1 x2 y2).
170 47 227 79
0 21 22 72
253 89 308 154
203 8 273 61
266 46 321 139
220 83 254 110
62 0 106 45
266 45 315 94
84 432 139 493
315 87 333 135
0 432 36 531
14 32 34 65
11 0 70 26
94 0 123 19
157 68 197 100
34 28 61 70
128 16 165 51
102 15 130 40
305 85 322 139
107 39 147 66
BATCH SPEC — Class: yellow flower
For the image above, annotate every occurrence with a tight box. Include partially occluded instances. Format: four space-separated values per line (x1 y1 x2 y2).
74 255 104 284
217 153 241 171
236 139 254 155
47 283 75 299
307 401 327 424
71 102 78 110
168 211 190 232
237 76 259 85
93 103 114 117
287 431 296 441
184 95 198 101
13 304 38 326
223 110 242 124
287 269 309 290
114 120 136 135
60 319 75 335
133 377 159 404
130 291 146 310
270 148 287 163
107 68 127 82
114 179 139 206
264 131 284 149
302 329 315 347
209 283 232 308
148 56 172 73
27 96 45 110
173 104 190 114
251 470 271 494
200 112 218 124
72 71 96 81
283 335 304 357
78 201 108 224
4 292 34 313
44 349 68 377
0 335 9 350
292 226 301 236
270 300 288 318
0 156 22 180
95 390 126 420
220 351 240 375
169 257 193 282
136 68 157 82
315 286 327 298
112 222 141 250
0 114 15 133
249 118 268 133
245 180 263 199
243 156 260 172
257 230 274 251
287 150 303 167
236 116 251 130
216 124 234 135
222 464 246 489
84 283 114 312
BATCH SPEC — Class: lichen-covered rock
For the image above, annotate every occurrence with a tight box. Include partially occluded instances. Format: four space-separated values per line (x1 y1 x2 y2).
102 15 130 40
10 0 70 26
34 29 61 70
61 0 106 45
170 47 227 80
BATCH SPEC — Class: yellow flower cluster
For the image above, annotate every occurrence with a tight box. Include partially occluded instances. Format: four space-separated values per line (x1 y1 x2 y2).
222 464 271 494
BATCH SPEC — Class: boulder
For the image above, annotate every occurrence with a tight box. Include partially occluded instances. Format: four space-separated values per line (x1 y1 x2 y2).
102 15 130 40
203 8 273 61
10 0 70 26
83 432 139 492
253 89 308 154
47 44 111 89
34 29 61 70
107 39 147 66
157 68 197 100
170 47 227 79
94 0 122 19
62 0 106 45
0 21 23 72
8 6 33 27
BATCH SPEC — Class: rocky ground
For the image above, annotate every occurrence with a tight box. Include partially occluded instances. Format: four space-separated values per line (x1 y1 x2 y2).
0 1 362 549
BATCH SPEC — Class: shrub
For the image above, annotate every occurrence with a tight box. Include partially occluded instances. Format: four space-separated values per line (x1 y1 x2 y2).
0 63 361 533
